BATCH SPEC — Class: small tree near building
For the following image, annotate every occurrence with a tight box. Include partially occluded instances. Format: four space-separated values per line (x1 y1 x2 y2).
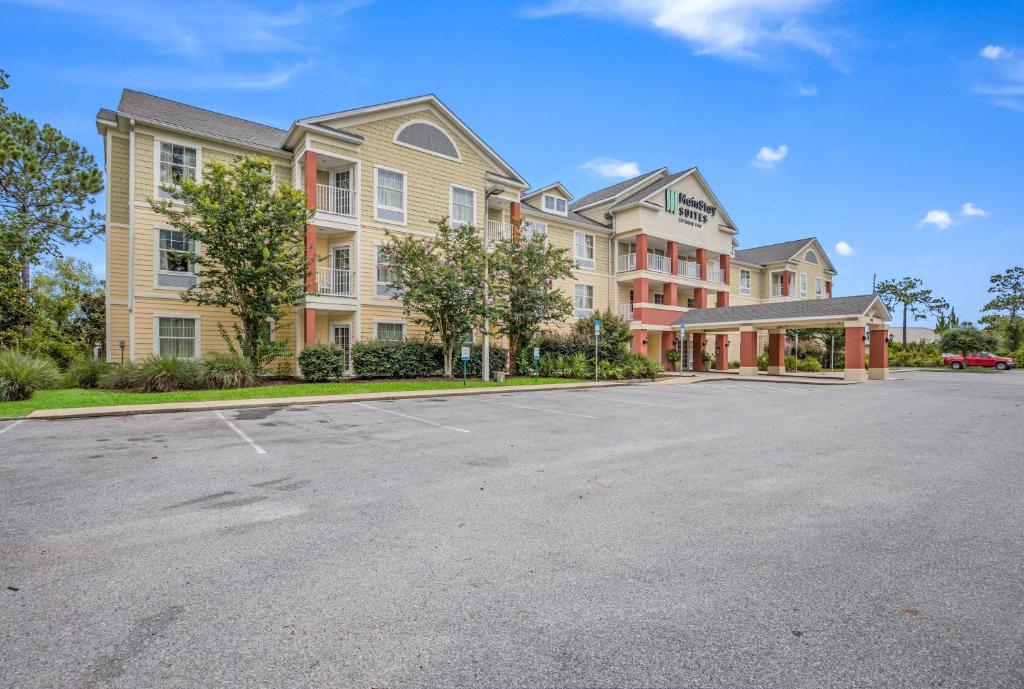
981 266 1024 352
875 276 947 346
151 157 309 373
938 325 997 364
380 219 490 378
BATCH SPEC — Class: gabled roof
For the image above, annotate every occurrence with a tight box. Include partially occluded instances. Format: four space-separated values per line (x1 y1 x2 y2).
735 237 836 273
607 167 738 232
521 201 610 230
673 294 891 328
293 94 527 187
522 182 573 202
569 167 669 211
110 90 290 151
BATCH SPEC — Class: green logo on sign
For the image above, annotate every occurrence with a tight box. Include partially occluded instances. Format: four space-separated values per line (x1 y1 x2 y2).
665 188 678 213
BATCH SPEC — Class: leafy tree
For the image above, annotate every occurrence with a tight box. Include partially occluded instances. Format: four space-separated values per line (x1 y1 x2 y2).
981 266 1024 351
490 229 576 373
573 308 633 362
0 259 30 348
0 70 104 312
27 257 105 364
938 325 997 362
381 218 490 378
875 276 947 346
150 157 309 373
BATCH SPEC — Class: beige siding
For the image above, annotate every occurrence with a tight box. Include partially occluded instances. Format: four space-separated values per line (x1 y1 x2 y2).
108 135 130 225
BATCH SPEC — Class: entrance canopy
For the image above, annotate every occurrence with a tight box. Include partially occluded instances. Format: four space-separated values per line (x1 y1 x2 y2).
672 294 891 332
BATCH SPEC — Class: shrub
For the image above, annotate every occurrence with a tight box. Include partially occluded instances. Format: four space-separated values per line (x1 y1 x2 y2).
299 344 349 382
797 357 823 372
352 340 441 379
728 360 740 369
134 356 204 392
67 357 112 389
451 346 508 377
784 355 798 371
0 350 60 401
757 352 769 371
202 351 255 389
98 362 144 390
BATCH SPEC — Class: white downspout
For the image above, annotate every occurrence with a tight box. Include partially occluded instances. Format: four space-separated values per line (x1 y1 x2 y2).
127 118 136 362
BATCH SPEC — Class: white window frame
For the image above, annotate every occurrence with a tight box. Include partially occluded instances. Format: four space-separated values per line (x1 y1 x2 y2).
804 250 819 264
374 243 398 297
574 231 595 270
153 314 200 358
815 277 824 299
573 283 594 317
543 194 568 216
393 119 461 162
373 165 407 226
154 138 201 200
523 220 548 242
739 269 751 295
799 272 808 298
374 321 405 342
449 184 476 228
156 227 197 275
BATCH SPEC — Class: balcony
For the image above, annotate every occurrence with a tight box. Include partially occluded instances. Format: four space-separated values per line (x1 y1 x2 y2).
316 267 354 297
647 253 671 274
678 261 700 279
617 304 634 320
485 220 510 248
316 184 354 218
706 266 725 284
616 253 637 272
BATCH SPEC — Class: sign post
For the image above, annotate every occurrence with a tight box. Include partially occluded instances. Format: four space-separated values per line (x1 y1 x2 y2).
533 346 541 378
678 324 686 374
594 319 601 381
460 346 470 386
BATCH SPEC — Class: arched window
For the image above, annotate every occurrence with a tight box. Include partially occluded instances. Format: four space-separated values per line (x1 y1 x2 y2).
804 250 819 264
394 121 460 161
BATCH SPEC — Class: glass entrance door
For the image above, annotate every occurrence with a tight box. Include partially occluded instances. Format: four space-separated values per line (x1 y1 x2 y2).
331 245 351 296
332 324 351 371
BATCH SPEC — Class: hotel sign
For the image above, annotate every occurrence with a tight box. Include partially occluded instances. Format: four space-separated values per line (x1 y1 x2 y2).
665 189 717 229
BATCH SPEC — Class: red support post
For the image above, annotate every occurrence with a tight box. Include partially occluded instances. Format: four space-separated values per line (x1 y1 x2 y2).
781 271 790 297
692 332 707 371
303 308 316 347
826 280 832 298
303 151 318 295
632 277 649 305
768 332 785 373
739 330 758 372
716 290 729 307
636 234 648 271
696 247 708 281
844 326 866 382
693 287 708 309
662 331 675 368
715 334 728 370
720 254 731 285
632 328 648 355
510 201 522 242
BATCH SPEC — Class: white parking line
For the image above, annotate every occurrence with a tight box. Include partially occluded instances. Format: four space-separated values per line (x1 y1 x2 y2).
597 395 687 410
0 419 25 437
353 402 470 433
214 411 267 454
495 401 598 419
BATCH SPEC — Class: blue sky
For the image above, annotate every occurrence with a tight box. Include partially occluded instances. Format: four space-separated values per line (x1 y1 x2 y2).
3 0 1022 324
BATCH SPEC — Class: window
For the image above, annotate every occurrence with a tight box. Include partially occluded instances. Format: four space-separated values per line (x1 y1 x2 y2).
799 272 808 298
157 317 197 358
543 194 567 215
687 298 695 308
523 220 547 241
258 320 273 344
573 284 594 317
158 142 197 198
739 269 751 295
815 277 824 299
158 229 195 273
574 231 595 270
804 250 819 264
653 292 664 305
375 245 398 297
375 322 404 342
375 167 406 224
450 186 475 227
394 121 460 160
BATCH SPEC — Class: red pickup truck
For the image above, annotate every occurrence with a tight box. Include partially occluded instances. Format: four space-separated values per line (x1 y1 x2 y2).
942 352 1015 370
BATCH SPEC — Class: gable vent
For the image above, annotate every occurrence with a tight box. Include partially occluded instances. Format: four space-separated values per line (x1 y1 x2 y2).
395 121 459 160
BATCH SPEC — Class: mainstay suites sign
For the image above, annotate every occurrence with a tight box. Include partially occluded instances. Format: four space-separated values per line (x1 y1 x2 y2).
665 188 718 229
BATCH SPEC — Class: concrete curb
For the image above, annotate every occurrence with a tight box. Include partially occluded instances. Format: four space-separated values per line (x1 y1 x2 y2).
25 379 657 421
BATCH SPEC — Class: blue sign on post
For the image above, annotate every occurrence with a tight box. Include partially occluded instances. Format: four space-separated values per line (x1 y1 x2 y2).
460 345 470 386
594 319 602 333
533 347 541 361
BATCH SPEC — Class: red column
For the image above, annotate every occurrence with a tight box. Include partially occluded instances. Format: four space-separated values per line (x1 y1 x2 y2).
740 331 758 369
632 328 648 355
768 332 785 370
664 283 678 306
716 290 729 307
692 332 707 371
668 241 679 276
781 271 790 297
665 240 679 306
845 327 866 377
636 233 648 271
696 247 708 280
632 277 649 304
870 329 888 369
303 151 318 347
693 287 708 309
826 281 832 298
720 254 731 285
662 331 675 368
715 334 728 370
510 201 521 242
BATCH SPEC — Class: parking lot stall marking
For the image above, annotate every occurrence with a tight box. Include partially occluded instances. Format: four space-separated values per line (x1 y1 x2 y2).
494 401 598 419
596 395 691 410
0 419 25 437
352 402 470 434
214 410 268 455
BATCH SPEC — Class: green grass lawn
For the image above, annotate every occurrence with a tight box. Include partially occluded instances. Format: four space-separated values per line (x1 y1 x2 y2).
0 377 577 418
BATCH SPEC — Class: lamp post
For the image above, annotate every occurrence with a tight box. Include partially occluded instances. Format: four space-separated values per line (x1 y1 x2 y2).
482 186 506 382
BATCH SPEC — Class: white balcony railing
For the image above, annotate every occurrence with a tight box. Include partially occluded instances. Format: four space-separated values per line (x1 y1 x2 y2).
617 304 634 320
316 184 354 217
678 260 700 279
647 253 671 274
616 253 637 272
316 267 354 297
707 266 725 284
485 220 510 248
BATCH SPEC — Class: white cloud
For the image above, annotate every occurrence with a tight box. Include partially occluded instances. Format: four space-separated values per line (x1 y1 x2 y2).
980 45 1010 60
579 157 641 179
753 144 789 169
526 0 835 60
960 202 990 218
797 84 818 97
919 210 953 230
834 240 854 256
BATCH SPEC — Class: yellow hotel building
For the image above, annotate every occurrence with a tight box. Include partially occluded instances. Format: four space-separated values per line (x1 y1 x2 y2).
97 90 882 376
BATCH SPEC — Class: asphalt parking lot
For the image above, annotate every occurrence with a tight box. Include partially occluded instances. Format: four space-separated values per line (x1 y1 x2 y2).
2 371 1022 689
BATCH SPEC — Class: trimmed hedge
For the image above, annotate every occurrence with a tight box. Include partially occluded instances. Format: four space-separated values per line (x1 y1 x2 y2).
352 340 508 379
298 344 348 382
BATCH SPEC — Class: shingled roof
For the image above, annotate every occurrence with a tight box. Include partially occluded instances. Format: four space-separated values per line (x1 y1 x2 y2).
673 294 888 327
569 168 668 210
112 90 291 151
734 238 816 266
521 201 610 230
608 168 696 210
